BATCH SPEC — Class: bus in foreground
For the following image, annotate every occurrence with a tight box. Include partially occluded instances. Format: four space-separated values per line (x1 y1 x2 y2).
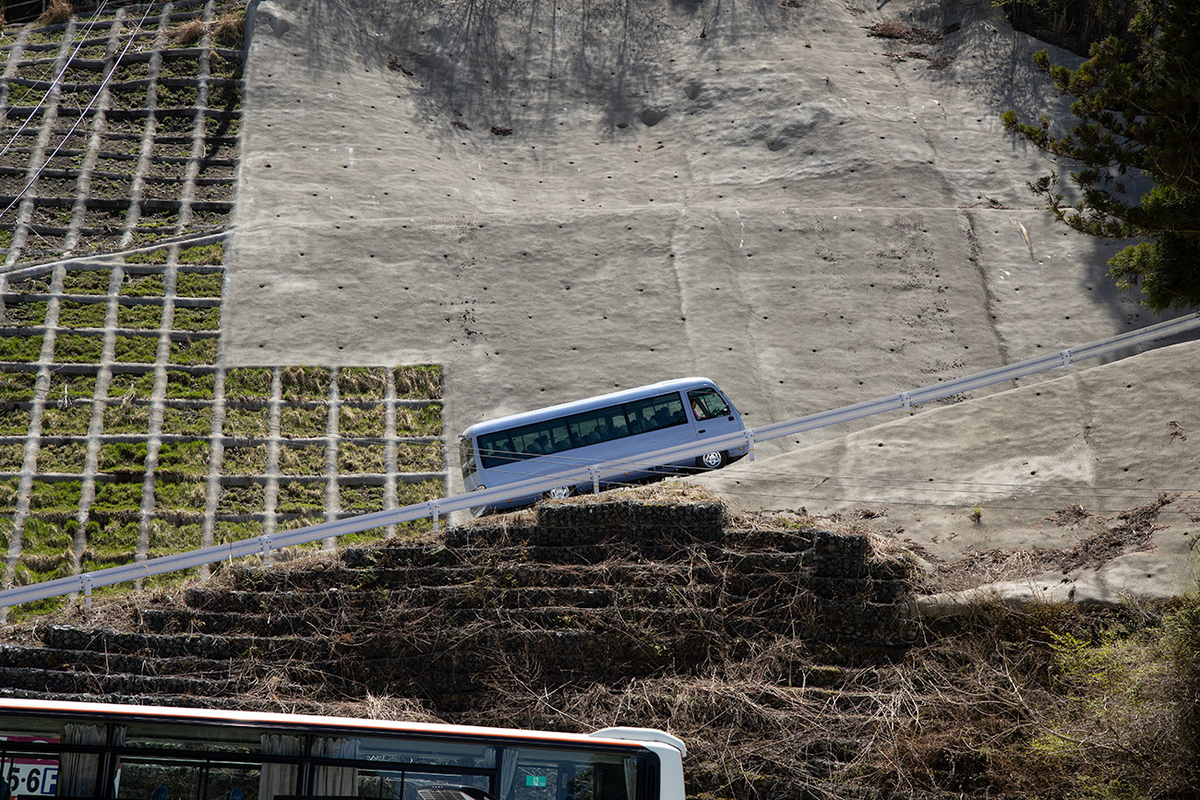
0 697 686 800
458 378 746 513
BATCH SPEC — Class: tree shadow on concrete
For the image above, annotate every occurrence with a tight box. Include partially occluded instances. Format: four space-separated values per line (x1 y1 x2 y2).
290 0 795 145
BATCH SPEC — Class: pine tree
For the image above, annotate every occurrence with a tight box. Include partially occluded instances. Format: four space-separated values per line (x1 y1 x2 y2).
1001 0 1200 311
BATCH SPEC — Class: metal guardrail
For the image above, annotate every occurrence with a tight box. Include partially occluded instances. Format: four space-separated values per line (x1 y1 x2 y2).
1 313 1197 610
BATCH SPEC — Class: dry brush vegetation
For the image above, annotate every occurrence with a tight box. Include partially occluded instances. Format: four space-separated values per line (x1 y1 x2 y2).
7 486 1197 800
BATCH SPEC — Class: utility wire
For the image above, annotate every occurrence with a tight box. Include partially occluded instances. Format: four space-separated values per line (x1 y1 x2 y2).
0 0 155 223
0 0 110 161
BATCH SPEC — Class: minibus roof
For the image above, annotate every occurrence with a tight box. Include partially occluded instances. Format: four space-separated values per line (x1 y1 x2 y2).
460 377 720 438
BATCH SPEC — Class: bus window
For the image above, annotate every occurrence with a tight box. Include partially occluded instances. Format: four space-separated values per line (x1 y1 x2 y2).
460 438 477 478
500 748 640 800
627 393 686 433
479 434 518 468
567 406 628 447
687 389 729 421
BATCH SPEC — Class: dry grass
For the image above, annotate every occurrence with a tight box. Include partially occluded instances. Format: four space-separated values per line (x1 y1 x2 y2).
37 0 74 25
170 18 208 46
213 11 244 48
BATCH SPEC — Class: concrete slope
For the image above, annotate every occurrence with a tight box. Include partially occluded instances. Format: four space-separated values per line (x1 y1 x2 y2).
695 340 1200 602
225 0 1191 508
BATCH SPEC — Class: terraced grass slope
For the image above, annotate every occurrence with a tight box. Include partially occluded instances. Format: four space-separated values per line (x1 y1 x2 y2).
0 242 446 618
0 3 450 617
0 0 242 266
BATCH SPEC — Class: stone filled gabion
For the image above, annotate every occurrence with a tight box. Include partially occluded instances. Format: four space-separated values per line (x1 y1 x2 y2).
533 500 725 545
810 529 869 578
0 502 917 705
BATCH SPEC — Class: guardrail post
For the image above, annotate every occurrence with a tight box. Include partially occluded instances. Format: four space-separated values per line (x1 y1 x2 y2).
1060 349 1073 372
83 574 93 610
900 391 912 415
745 430 756 462
260 535 271 561
429 501 441 530
588 466 601 494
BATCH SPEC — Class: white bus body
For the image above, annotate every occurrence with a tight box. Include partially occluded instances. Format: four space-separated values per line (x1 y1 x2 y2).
459 378 746 513
0 697 686 800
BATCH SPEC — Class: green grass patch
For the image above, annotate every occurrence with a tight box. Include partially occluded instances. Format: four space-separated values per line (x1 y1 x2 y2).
351 519 433 543
0 405 32 435
107 372 151 400
156 82 198 107
125 249 169 265
214 520 262 545
20 516 74 553
395 365 442 399
275 517 329 538
280 366 330 401
27 479 82 514
102 402 150 435
280 404 328 438
278 443 326 476
16 551 73 584
13 556 74 588
224 367 271 400
276 480 325 513
117 302 165 329
96 441 147 475
396 442 444 472
178 244 224 266
396 404 442 436
339 404 385 437
157 441 210 478
154 479 207 513
0 443 25 472
223 404 270 438
148 519 204 554
339 483 385 513
396 479 444 506
0 370 38 400
169 335 216 365
54 333 104 363
175 270 223 296
120 273 166 297
86 518 140 551
36 442 86 474
2 300 48 327
165 370 215 399
338 442 385 474
216 481 264 515
338 367 388 399
7 274 51 294
113 333 160 363
0 334 44 362
56 300 108 329
91 480 144 512
46 370 97 401
160 404 212 436
221 443 267 475
205 115 239 138
209 52 243 79
40 403 92 436
172 306 220 331
62 269 113 295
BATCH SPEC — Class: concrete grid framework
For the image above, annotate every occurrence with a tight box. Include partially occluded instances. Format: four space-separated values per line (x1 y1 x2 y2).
0 246 446 605
0 0 238 267
0 1 449 610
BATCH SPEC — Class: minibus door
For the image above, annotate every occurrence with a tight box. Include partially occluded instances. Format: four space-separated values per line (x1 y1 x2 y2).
686 387 744 466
